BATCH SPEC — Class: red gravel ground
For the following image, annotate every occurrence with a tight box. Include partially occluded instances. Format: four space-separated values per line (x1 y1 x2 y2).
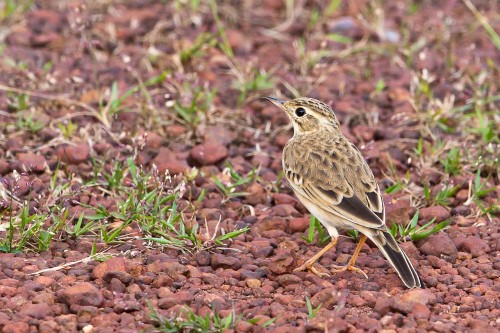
0 1 499 332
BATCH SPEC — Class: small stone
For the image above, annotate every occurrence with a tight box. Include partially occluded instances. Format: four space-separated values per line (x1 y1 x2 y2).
103 271 133 285
272 193 300 207
276 274 302 287
245 183 267 205
152 147 189 174
268 251 296 275
248 240 274 258
194 251 211 266
157 290 192 309
392 289 436 314
58 283 104 307
271 204 299 217
419 206 450 222
17 153 47 173
191 143 228 165
246 278 261 288
310 287 339 309
2 322 30 333
418 233 458 262
460 237 490 257
93 257 126 280
211 253 241 270
39 320 60 333
451 205 472 216
0 257 25 270
384 196 411 225
374 297 393 315
255 217 287 233
19 303 54 319
57 143 89 164
204 126 234 146
163 262 190 280
198 208 225 221
289 218 310 233
34 276 56 287
411 302 431 320
144 132 163 149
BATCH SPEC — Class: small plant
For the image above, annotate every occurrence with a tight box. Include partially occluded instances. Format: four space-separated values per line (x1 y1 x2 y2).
8 92 30 111
149 303 240 333
465 169 498 216
16 113 44 133
0 0 33 21
56 121 78 139
180 33 216 65
306 297 322 320
212 162 258 201
390 210 450 242
84 158 249 251
98 72 167 128
423 182 460 207
347 229 359 240
235 69 274 105
440 147 462 176
303 215 330 245
174 86 217 129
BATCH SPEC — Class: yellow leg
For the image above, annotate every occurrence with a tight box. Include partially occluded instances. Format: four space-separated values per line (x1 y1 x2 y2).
331 234 368 279
294 237 338 277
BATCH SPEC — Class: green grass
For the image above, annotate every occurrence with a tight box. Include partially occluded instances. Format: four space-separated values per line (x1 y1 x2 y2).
0 157 249 253
389 210 450 242
212 162 259 201
98 72 168 128
174 86 217 130
0 0 33 22
149 303 240 333
302 216 330 245
306 297 322 320
149 303 277 332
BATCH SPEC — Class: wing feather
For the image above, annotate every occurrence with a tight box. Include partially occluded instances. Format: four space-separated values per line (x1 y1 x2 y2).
283 136 385 229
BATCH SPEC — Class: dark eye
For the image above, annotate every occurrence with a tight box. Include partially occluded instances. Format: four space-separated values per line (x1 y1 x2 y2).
295 107 306 117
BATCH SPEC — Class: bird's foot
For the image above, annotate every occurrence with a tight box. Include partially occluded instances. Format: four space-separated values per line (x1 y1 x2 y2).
294 262 330 278
331 264 368 279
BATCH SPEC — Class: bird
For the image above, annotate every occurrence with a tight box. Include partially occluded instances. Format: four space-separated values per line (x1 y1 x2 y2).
264 96 421 289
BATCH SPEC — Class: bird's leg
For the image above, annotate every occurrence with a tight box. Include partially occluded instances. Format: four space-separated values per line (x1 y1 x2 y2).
331 234 368 279
294 237 338 277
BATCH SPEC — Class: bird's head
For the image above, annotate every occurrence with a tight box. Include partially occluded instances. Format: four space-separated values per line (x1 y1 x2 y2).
263 97 340 134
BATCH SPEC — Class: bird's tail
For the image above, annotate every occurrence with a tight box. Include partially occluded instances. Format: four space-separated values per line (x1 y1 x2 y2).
366 229 422 288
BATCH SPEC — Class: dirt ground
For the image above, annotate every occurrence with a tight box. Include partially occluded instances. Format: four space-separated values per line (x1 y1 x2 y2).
0 0 498 332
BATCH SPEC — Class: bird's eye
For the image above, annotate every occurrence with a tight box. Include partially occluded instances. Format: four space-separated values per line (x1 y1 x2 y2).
295 107 306 117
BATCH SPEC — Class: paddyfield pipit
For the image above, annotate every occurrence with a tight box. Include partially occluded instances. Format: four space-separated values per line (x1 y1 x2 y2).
265 96 421 289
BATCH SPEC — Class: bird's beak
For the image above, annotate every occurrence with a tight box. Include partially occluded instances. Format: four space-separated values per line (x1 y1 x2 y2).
262 96 286 109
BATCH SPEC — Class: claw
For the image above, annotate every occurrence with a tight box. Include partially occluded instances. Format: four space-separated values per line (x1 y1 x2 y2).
331 264 368 279
294 262 330 277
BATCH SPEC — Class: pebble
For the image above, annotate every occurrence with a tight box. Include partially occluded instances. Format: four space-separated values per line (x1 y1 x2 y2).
56 144 89 164
191 143 228 165
288 218 310 233
16 153 47 173
419 233 458 262
2 322 30 333
392 289 436 314
211 253 242 270
419 206 451 222
19 303 54 319
460 237 490 257
57 283 104 307
152 147 189 174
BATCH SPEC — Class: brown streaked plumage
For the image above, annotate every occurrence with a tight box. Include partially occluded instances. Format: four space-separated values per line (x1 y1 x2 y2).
264 96 421 289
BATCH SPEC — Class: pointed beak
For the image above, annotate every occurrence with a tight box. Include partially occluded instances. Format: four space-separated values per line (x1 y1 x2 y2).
262 96 286 109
